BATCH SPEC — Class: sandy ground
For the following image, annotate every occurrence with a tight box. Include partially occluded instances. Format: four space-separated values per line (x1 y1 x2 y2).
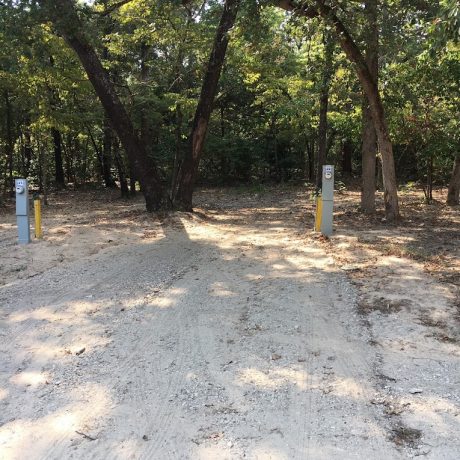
0 187 459 459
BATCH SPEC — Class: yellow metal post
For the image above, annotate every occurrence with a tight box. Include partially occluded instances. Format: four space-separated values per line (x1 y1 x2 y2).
34 197 42 239
315 196 323 232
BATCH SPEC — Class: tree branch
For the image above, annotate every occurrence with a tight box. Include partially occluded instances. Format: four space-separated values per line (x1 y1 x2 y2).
95 0 134 17
276 0 318 18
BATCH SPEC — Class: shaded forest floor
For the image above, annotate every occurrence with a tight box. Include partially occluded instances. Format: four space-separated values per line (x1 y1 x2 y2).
0 186 459 459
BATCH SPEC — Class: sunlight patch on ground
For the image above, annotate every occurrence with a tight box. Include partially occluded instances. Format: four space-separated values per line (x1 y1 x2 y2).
8 300 106 324
208 282 235 297
245 274 264 281
407 397 460 435
51 412 78 433
329 376 370 401
237 367 310 390
271 263 287 270
0 384 112 459
146 287 186 309
10 371 50 388
246 446 290 460
0 388 9 401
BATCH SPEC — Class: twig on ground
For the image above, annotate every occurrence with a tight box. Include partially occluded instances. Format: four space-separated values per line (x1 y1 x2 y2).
75 430 96 441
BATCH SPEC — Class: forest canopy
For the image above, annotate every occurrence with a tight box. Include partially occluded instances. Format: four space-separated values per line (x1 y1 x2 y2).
0 0 459 218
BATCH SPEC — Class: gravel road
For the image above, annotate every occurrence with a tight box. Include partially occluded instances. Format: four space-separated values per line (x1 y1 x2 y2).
0 191 456 459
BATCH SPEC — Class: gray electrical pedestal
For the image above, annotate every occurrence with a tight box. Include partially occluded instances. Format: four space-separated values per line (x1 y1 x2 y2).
320 165 334 236
15 178 31 244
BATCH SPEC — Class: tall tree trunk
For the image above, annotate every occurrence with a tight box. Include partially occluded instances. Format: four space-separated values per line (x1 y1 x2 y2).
40 0 168 211
82 136 89 186
316 31 334 189
170 104 183 198
307 139 315 182
139 42 154 157
129 165 137 196
175 0 240 211
102 116 117 188
114 140 129 198
64 133 73 183
23 127 33 177
274 131 280 183
74 136 81 187
4 90 14 196
219 105 231 183
52 128 66 189
37 135 49 204
276 0 400 221
87 126 104 181
426 153 434 203
48 55 66 190
447 154 460 206
361 0 378 213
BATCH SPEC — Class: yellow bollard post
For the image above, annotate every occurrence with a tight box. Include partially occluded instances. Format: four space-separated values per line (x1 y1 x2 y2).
315 196 323 232
34 196 42 239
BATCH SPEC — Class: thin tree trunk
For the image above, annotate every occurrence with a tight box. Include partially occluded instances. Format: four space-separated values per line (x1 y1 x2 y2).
37 137 43 193
114 141 129 198
23 127 33 177
170 104 183 199
74 136 81 187
64 133 73 183
361 0 378 213
316 31 334 189
427 153 433 203
4 90 14 196
139 42 154 157
168 19 190 198
87 126 104 181
38 135 49 205
306 139 315 182
219 105 231 183
102 116 117 188
447 154 460 206
40 0 168 211
52 128 66 189
82 136 89 186
302 139 308 179
274 131 280 183
129 164 137 196
175 0 240 210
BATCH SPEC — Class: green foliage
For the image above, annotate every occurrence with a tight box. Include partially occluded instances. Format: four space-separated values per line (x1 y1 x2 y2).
0 0 458 195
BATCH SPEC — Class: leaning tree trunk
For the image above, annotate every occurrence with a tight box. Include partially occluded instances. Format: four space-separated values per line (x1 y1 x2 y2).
316 31 334 189
361 0 378 213
315 1 399 221
447 154 460 206
39 0 168 211
175 0 240 211
276 0 399 221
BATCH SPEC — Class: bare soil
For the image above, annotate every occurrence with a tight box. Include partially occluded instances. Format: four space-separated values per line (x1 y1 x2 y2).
0 186 458 459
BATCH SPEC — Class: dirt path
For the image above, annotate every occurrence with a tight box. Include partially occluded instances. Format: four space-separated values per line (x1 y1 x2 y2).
0 189 458 459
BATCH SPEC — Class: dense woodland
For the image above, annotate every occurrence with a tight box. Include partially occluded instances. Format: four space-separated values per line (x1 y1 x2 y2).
0 0 459 220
